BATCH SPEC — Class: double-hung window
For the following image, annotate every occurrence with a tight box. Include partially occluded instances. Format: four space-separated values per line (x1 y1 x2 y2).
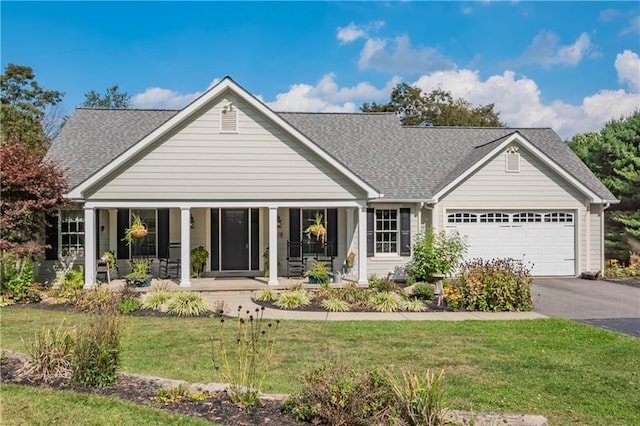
375 209 398 254
60 210 84 257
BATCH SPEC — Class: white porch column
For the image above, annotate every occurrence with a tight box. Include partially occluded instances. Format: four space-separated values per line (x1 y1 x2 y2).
180 207 191 287
268 207 279 286
346 207 355 255
357 206 368 286
83 207 96 289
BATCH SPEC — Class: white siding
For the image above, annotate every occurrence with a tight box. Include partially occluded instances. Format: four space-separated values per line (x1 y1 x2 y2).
589 204 603 271
89 94 363 201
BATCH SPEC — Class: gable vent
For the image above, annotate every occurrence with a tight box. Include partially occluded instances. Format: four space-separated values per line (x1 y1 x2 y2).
505 146 520 172
220 103 238 133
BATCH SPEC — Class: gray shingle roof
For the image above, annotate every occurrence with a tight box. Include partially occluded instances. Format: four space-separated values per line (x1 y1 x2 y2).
47 108 616 202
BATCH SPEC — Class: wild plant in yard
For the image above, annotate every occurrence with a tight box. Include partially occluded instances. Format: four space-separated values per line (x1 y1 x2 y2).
412 283 435 301
166 292 209 317
212 306 280 407
20 322 74 382
274 289 312 309
406 227 468 282
369 291 404 312
141 290 172 311
75 286 120 314
386 369 448 426
71 315 121 387
117 298 141 314
404 299 428 312
255 288 277 302
321 297 351 312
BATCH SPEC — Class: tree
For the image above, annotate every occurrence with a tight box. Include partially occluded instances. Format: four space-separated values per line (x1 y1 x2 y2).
361 83 504 127
569 111 640 261
0 137 68 256
0 64 64 157
82 84 131 108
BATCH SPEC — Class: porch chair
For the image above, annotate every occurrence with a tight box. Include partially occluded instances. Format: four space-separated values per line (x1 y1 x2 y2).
286 240 306 278
159 242 181 278
96 260 111 284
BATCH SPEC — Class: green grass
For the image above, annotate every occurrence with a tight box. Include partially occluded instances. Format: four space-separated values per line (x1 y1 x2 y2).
2 307 639 425
0 383 216 425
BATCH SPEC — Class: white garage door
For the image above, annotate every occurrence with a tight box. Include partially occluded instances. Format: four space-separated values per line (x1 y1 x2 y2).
447 211 575 276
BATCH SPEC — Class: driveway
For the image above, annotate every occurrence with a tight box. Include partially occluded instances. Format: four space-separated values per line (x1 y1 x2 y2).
532 278 640 337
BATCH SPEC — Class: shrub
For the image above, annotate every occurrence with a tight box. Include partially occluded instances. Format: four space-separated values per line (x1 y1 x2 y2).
404 299 428 312
0 253 38 302
71 315 121 387
369 291 404 312
284 361 395 426
387 369 448 426
406 227 467 282
412 283 435 301
141 290 172 311
21 322 74 381
118 298 141 314
369 275 400 292
166 292 209 317
212 307 280 407
321 297 351 312
75 286 119 314
255 288 277 302
275 289 312 309
448 258 533 312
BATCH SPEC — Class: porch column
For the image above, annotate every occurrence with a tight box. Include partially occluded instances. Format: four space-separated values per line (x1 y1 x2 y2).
83 207 96 289
346 208 355 255
180 207 191 287
268 207 279 286
357 206 368 286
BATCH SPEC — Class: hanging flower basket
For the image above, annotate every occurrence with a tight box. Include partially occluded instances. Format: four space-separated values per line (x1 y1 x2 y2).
305 213 327 244
131 228 148 239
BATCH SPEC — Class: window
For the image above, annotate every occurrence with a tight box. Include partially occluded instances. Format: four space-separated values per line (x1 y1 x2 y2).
479 212 510 223
301 209 327 255
375 209 398 254
130 209 157 257
545 212 573 223
512 212 542 223
60 210 84 257
447 212 478 223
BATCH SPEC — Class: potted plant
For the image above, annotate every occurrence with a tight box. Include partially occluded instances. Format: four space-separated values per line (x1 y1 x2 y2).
100 251 116 271
305 260 330 284
123 214 148 245
191 246 209 278
125 259 151 287
304 213 326 244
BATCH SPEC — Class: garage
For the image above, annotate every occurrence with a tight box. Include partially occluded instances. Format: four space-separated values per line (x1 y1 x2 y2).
446 211 575 276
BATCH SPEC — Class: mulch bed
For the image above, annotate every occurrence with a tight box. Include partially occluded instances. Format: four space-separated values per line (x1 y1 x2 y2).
1 353 307 426
252 297 451 312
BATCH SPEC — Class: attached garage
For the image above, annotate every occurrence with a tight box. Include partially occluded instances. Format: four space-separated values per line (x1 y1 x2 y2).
446 211 575 276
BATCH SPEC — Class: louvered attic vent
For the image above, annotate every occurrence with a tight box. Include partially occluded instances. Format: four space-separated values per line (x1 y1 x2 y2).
220 103 238 133
505 146 520 172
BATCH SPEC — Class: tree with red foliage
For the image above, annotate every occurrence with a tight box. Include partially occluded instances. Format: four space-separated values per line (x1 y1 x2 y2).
0 137 68 256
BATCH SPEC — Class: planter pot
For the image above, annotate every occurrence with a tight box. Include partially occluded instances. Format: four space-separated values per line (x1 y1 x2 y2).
131 228 148 239
126 275 152 287
309 275 329 285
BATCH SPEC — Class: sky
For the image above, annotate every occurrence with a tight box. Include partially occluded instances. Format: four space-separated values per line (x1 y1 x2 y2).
2 1 639 139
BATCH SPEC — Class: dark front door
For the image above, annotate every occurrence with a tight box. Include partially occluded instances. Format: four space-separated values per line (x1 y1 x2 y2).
221 209 249 270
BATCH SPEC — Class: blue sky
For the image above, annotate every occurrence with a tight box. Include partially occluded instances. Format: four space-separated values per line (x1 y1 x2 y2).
2 1 639 138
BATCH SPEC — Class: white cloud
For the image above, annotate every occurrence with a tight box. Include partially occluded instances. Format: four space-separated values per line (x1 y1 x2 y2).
519 31 596 67
461 7 472 15
336 21 384 44
621 15 640 35
265 73 401 112
615 50 640 92
598 8 620 22
358 35 455 73
411 64 639 138
131 78 220 109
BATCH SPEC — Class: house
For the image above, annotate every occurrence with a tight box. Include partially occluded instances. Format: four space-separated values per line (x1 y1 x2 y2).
44 77 617 288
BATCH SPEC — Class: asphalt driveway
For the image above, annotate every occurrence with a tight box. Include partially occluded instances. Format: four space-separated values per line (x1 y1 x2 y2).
532 277 640 337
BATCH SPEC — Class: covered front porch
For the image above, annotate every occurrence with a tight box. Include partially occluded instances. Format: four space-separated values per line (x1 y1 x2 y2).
83 201 370 288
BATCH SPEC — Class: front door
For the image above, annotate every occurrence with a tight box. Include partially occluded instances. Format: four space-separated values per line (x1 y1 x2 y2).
221 209 249 270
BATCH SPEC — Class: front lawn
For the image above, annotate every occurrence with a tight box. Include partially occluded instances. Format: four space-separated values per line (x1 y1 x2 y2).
1 307 638 425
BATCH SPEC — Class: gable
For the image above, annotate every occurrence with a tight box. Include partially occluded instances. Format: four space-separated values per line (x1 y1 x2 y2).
440 143 587 207
86 93 365 201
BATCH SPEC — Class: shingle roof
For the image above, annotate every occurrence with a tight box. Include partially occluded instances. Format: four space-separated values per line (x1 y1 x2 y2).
47 108 616 202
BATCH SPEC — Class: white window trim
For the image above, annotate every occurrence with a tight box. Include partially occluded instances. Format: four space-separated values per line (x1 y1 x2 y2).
374 208 399 255
59 210 85 258
505 146 520 173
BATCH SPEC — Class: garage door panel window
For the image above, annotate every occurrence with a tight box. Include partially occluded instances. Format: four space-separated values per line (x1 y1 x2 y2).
447 212 478 223
479 212 509 223
545 212 573 223
512 212 542 223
